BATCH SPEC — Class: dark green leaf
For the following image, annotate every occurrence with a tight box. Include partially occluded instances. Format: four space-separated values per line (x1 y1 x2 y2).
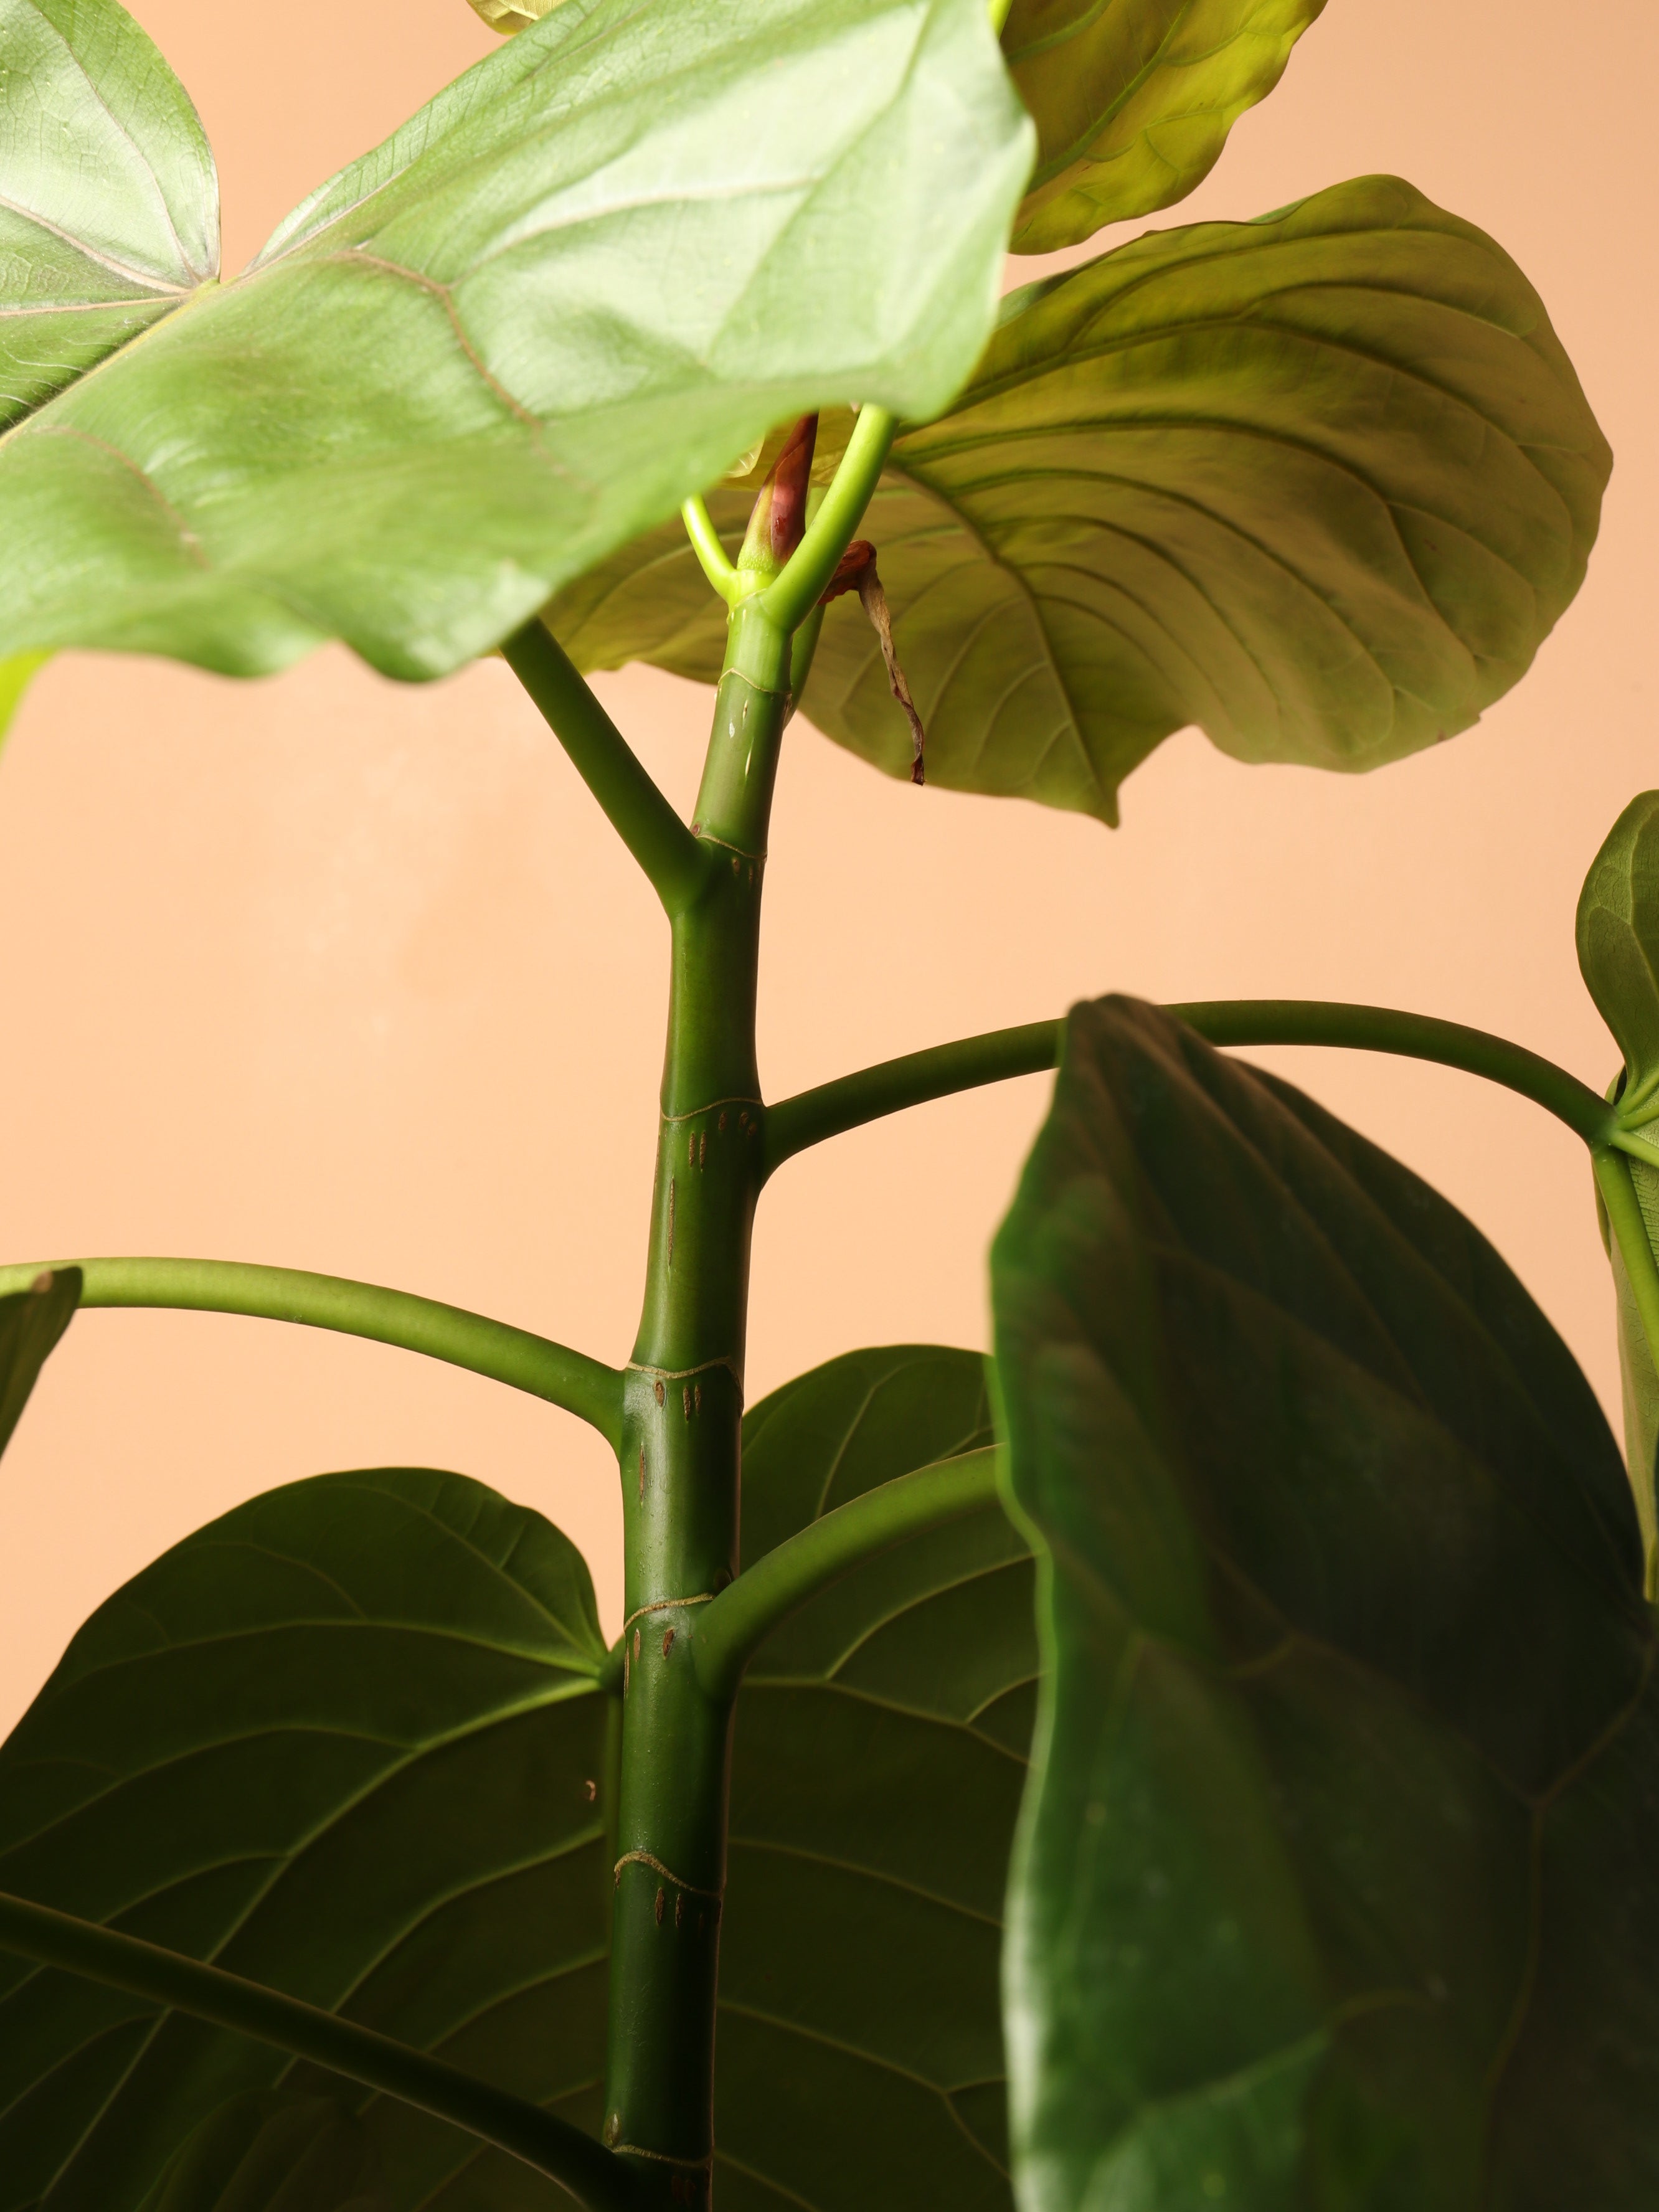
0 1266 78 1462
1002 0 1326 253
0 0 217 425
719 1345 1033 2212
0 1359 1033 2211
137 2093 387 2212
0 1468 611 2212
991 996 1656 2210
0 0 1033 681
547 177 1609 828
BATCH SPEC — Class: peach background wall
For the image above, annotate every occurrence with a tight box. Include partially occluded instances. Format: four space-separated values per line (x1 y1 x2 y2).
0 0 1654 1732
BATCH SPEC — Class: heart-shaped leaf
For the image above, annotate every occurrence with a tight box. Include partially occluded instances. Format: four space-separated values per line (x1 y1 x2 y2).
1003 0 1327 253
0 0 217 425
0 1468 611 2212
991 997 1656 2209
137 2094 387 2212
719 1345 1033 2211
546 177 1610 827
0 1266 78 1462
0 0 1033 681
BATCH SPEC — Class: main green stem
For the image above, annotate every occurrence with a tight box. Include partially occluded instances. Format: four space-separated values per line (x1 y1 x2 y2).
600 604 791 2206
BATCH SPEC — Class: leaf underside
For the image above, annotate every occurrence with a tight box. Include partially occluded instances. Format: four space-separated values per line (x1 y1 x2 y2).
546 176 1610 826
0 1267 80 1463
718 1346 1031 2211
0 0 1033 681
1002 0 1328 252
990 996 1658 2211
136 2092 387 2212
0 1356 1033 2212
0 1469 613 2212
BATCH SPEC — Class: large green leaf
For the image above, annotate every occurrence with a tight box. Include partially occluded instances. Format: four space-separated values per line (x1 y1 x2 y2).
991 997 1657 2210
0 1468 612 2212
0 0 1033 681
0 1356 1035 2211
719 1345 1033 2211
547 177 1610 825
0 1266 78 1462
1002 0 1326 253
0 0 217 423
137 2093 387 2212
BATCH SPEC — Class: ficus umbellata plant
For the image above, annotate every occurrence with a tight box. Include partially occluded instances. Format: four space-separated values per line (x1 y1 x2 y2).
0 0 1655 2206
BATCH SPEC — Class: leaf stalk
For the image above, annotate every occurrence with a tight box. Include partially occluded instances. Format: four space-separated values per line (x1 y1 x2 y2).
0 1257 625 1449
503 622 709 918
0 1891 640 2212
691 1447 1003 1702
679 495 739 605
764 1000 1616 1172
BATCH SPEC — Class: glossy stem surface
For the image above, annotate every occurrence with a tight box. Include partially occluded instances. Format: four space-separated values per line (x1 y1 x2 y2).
0 1256 623 1447
602 612 792 2206
0 1891 639 2212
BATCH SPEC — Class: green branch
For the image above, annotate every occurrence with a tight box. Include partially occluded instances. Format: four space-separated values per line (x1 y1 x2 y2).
764 1001 1615 1175
1173 1000 1614 1143
763 1021 1061 1175
758 406 896 635
0 1891 638 2212
0 1257 625 1449
692 1449 1003 1701
680 495 739 604
502 622 708 918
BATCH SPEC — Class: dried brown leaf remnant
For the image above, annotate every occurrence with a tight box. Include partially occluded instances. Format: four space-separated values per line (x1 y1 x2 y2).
821 541 925 783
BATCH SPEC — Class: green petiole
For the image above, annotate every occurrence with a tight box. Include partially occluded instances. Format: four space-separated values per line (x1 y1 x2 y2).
0 1256 625 1449
0 1891 638 2212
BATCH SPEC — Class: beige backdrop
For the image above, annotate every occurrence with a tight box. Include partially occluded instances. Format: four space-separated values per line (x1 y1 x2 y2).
1 0 1654 1732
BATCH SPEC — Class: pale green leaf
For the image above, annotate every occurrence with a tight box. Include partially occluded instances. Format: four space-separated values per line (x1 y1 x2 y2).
0 0 1034 681
1003 0 1326 252
0 651 49 749
546 178 1610 826
0 0 217 425
991 997 1655 2210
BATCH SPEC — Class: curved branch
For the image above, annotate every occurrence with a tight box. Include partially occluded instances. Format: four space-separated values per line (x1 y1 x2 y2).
1173 1000 1614 1145
692 1448 1004 1702
0 1257 625 1450
0 1891 638 2212
503 621 708 919
763 1001 1615 1175
763 1021 1061 1175
681 495 739 603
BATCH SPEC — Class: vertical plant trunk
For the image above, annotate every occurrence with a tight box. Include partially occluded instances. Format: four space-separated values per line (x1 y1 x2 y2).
602 611 792 2207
